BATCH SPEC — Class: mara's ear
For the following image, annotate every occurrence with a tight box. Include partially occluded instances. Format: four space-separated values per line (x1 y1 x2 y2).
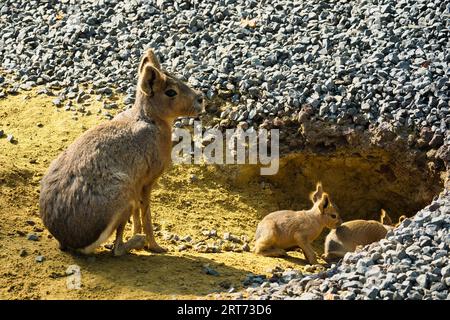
395 215 407 227
138 64 164 97
380 209 393 225
138 49 161 73
310 182 323 203
319 193 330 213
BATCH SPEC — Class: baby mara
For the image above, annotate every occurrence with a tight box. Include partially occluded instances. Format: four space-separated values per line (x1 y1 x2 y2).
254 183 406 265
39 49 203 256
323 209 406 263
254 182 342 264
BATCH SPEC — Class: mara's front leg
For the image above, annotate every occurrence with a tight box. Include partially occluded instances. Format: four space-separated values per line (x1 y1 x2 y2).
141 186 167 253
294 234 318 265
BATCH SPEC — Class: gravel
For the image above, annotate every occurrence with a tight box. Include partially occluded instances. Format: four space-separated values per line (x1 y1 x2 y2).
0 0 448 300
241 190 450 300
0 0 448 147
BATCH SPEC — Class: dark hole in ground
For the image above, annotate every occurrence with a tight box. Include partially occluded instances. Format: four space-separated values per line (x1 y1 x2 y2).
230 145 444 223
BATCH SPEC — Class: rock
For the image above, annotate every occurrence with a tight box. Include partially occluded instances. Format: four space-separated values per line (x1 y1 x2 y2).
416 274 429 289
341 291 356 300
362 287 379 299
181 235 192 242
52 98 62 107
35 255 45 263
299 292 322 300
27 233 39 241
203 266 220 276
441 266 450 278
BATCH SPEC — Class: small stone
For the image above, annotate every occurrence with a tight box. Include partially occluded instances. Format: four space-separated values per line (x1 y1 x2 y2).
221 243 233 251
342 280 361 290
35 255 45 263
362 287 379 299
19 249 27 257
181 235 192 242
299 292 322 300
416 274 429 289
219 280 232 289
202 230 211 237
53 98 62 107
441 266 450 278
27 233 39 241
341 291 356 300
203 266 220 276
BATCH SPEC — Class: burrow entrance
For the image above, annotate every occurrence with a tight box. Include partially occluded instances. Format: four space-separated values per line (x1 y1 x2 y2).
218 129 446 224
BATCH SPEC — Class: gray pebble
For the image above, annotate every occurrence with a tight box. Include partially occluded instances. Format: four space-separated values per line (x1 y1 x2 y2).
27 233 39 241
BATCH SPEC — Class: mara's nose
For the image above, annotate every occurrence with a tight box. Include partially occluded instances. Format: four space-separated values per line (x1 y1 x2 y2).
196 95 203 105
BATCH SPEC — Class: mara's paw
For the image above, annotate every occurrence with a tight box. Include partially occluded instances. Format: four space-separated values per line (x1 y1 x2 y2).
113 245 126 257
146 243 168 253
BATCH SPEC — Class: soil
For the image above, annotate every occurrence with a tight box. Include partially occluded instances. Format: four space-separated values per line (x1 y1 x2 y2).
0 88 445 299
0 90 320 300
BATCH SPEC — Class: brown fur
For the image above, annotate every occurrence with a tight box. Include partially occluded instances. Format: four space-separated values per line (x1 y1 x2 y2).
254 182 342 264
322 209 404 263
395 215 407 227
39 49 203 256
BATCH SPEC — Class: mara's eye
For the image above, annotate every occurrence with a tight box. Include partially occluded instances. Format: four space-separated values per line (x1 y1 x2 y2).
331 214 337 219
165 89 177 97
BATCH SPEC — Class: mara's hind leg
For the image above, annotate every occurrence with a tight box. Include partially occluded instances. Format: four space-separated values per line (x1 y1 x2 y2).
79 215 122 255
132 205 142 235
254 226 286 257
141 186 167 253
255 246 287 257
113 221 146 257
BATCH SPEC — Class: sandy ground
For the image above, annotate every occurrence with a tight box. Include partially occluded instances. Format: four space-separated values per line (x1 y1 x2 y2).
0 89 322 300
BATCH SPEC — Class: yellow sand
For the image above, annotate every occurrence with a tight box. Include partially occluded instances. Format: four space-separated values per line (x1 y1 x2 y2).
0 89 320 300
